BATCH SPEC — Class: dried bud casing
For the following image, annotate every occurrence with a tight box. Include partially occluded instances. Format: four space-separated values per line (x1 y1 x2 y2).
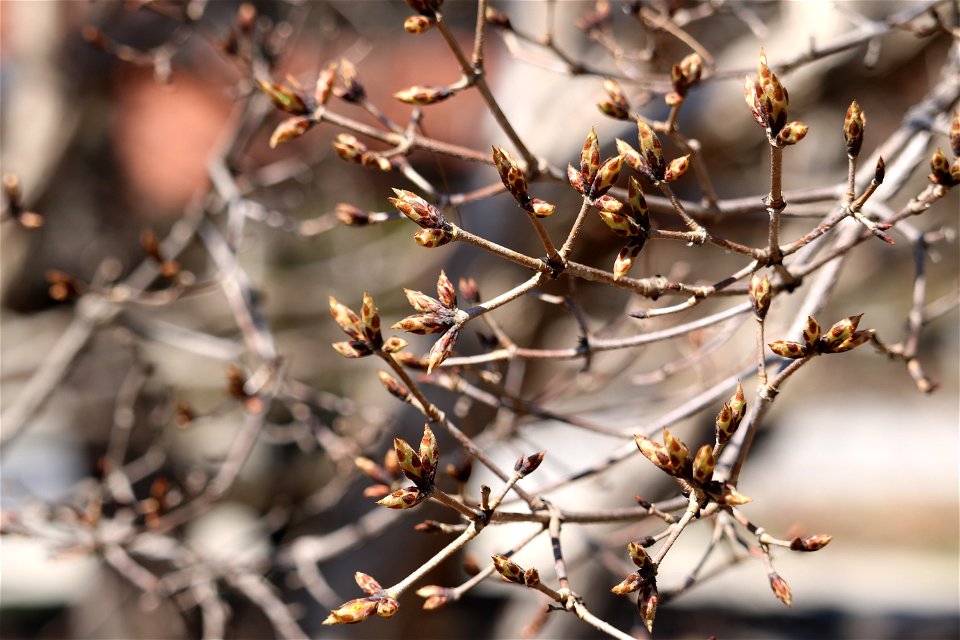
394 85 453 105
844 100 865 157
492 555 524 583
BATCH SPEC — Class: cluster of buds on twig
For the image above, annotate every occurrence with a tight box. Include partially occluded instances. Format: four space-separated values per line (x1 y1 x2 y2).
392 270 464 372
329 293 407 359
323 572 399 625
715 382 746 446
928 111 960 187
491 555 541 590
618 120 689 183
568 128 624 200
389 189 457 247
769 314 873 359
592 176 650 280
2 173 43 229
493 147 556 217
634 427 750 506
376 424 440 509
331 133 393 171
843 100 866 158
744 50 807 146
610 541 658 632
597 79 630 120
666 53 703 106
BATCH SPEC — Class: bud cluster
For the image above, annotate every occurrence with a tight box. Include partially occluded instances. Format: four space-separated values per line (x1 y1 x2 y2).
389 189 457 247
494 147 556 217
376 424 440 510
610 541 659 632
618 121 689 183
329 293 385 359
768 314 873 359
667 53 703 105
323 572 399 625
392 271 462 372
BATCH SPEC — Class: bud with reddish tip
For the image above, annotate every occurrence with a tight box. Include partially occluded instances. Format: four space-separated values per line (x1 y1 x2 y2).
636 120 665 180
801 315 821 351
332 133 367 162
664 154 690 182
844 100 865 157
614 239 644 281
270 116 313 148
598 78 630 119
394 85 453 105
515 451 546 477
790 534 833 551
638 580 659 632
493 146 529 204
591 155 623 197
928 148 956 186
821 314 863 349
580 128 601 185
777 121 808 146
768 340 807 359
769 573 792 607
404 14 436 34
611 572 642 595
568 163 586 194
628 540 653 570
492 555 524 583
874 156 885 184
749 273 771 318
427 326 460 373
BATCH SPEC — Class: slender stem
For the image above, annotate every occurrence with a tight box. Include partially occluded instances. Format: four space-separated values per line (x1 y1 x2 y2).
471 0 488 68
466 273 546 320
845 155 857 205
387 521 480 597
767 145 785 265
652 496 701 565
558 198 592 260
431 489 480 521
755 316 767 387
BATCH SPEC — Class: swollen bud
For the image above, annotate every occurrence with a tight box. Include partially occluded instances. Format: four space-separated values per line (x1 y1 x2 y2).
491 555 525 584
749 273 772 318
844 100 865 157
777 121 808 146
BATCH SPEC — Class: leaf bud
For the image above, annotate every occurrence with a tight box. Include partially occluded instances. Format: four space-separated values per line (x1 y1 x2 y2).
844 100 865 157
394 85 453 105
777 121 808 146
748 273 772 318
664 154 691 182
404 15 436 34
492 555 524 583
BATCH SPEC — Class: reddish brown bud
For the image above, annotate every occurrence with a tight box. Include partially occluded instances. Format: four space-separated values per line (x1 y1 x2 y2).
567 163 586 194
484 6 511 28
492 555 524 583
874 156 886 184
515 451 545 477
389 189 445 229
256 79 308 115
844 100 865 157
638 580 659 632
610 572 642 595
394 436 425 484
336 58 365 102
663 154 691 182
671 53 702 95
801 315 821 351
404 14 436 34
332 133 367 163
413 228 454 247
376 596 399 618
777 121 808 146
613 239 644 281
636 120 665 180
929 148 954 186
436 270 457 309
377 370 410 401
754 49 789 135
382 336 408 354
792 534 833 551
427 326 459 373
418 424 439 483
748 273 772 318
769 573 792 607
715 381 746 444
821 314 863 349
329 296 364 340
392 313 452 335
360 292 382 347
829 329 873 353
270 116 312 148
523 567 541 587
591 154 623 197
580 128 601 184
323 598 378 625
627 541 653 570
768 340 807 359
616 138 643 174
691 444 715 484
526 198 556 218
314 63 336 106
376 486 425 509
417 585 453 609
394 85 453 105
598 78 630 119
662 428 690 473
355 571 382 595
492 146 529 204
